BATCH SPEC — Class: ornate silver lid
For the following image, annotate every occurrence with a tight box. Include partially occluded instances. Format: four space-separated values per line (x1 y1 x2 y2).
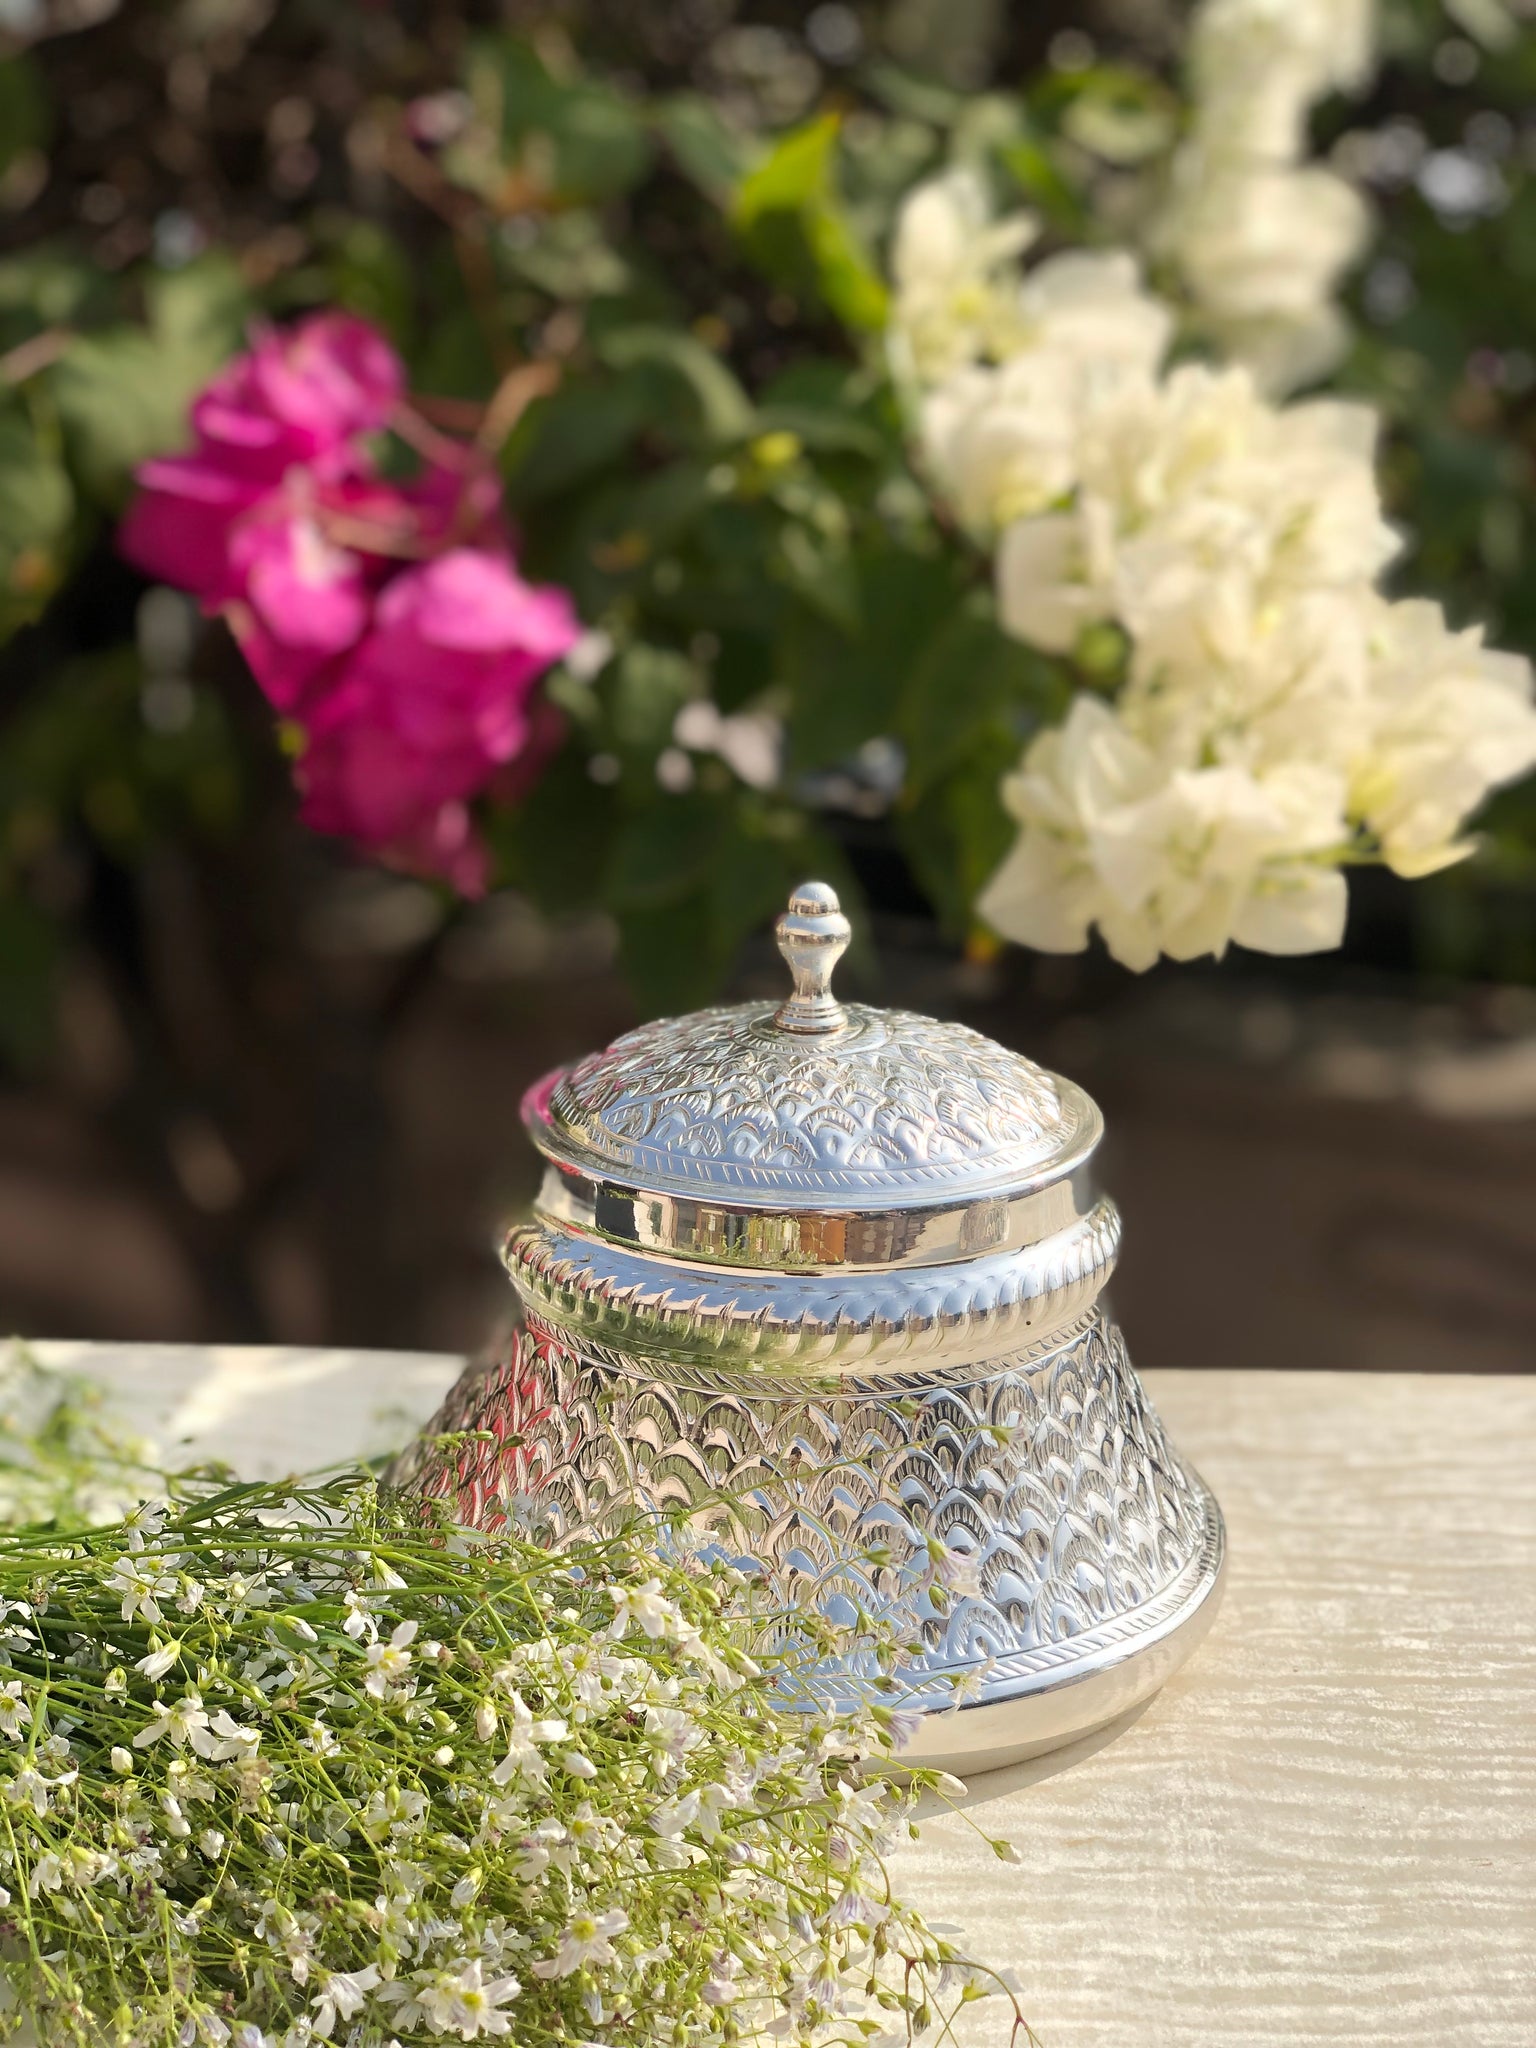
521 884 1101 1268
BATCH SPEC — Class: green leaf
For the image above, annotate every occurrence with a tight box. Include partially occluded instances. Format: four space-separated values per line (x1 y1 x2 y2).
0 648 244 902
775 518 859 634
780 546 967 774
0 53 47 180
607 790 726 912
735 113 839 225
143 252 250 362
460 36 651 205
298 214 418 348
490 744 618 915
51 255 251 507
595 325 755 445
653 94 758 204
503 378 652 503
895 594 1066 800
0 249 108 345
51 332 187 507
996 129 1088 237
504 212 630 301
896 726 1022 939
0 408 74 640
614 896 719 1017
751 403 882 459
610 796 834 1015
733 114 889 333
544 459 714 616
603 643 696 758
0 896 59 1070
861 63 964 127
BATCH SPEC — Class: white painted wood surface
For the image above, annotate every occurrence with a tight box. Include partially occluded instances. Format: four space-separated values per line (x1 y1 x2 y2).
32 1344 1536 2048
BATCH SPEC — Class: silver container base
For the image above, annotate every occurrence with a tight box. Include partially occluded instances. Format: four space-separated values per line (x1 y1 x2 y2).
890 1483 1226 1774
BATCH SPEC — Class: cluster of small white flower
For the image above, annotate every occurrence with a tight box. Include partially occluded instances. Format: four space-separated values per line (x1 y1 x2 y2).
1152 0 1375 395
890 168 1536 971
0 1475 1023 2048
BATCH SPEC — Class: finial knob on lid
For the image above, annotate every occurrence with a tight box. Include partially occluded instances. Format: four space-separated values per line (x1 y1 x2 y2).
773 881 851 1035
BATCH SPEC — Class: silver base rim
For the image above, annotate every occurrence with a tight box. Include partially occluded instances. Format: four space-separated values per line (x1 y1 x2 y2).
891 1474 1227 1775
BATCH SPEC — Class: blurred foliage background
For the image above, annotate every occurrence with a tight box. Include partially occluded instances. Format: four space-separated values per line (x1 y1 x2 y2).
2 0 1535 1352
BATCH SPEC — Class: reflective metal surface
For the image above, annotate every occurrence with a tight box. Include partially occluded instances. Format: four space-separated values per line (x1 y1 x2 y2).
532 1159 1096 1272
398 881 1224 1772
505 1198 1121 1374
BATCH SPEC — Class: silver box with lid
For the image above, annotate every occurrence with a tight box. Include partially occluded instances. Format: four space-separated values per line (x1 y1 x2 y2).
396 883 1225 1772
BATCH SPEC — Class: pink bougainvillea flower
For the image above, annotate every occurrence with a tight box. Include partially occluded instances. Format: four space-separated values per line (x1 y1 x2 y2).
118 455 272 604
191 311 403 482
298 715 492 898
120 311 409 598
117 312 581 897
353 547 581 760
290 549 580 893
226 511 372 712
244 311 403 449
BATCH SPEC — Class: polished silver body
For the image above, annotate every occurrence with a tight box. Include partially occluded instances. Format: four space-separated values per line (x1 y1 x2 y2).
397 884 1224 1771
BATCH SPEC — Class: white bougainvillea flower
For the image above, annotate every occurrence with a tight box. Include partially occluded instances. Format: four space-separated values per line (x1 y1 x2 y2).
996 359 1397 669
1124 588 1375 779
1016 250 1173 373
1203 0 1374 88
921 355 1083 534
1153 0 1376 393
908 230 1171 539
978 698 1349 970
889 166 1038 382
1158 159 1368 378
1356 599 1536 878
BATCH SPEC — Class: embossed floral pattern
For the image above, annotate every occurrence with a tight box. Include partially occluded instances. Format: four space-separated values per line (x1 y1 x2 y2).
539 1000 1079 1197
404 1311 1214 1706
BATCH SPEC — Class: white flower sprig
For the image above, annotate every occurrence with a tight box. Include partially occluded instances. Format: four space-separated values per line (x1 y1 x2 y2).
0 1349 1033 2048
